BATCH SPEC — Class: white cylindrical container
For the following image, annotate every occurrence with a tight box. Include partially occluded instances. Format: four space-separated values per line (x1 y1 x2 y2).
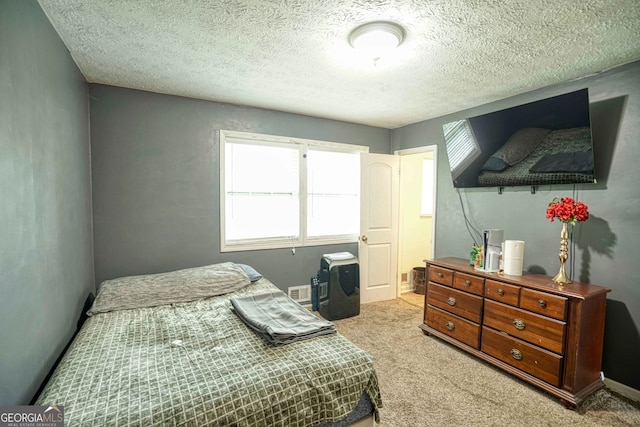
503 240 525 276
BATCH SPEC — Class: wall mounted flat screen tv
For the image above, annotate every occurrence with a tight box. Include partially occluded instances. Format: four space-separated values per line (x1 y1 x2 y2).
443 88 595 189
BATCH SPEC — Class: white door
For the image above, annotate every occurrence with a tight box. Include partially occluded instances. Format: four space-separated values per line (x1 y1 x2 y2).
359 153 399 303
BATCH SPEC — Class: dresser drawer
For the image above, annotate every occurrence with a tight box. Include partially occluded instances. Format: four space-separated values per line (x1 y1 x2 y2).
426 305 480 349
483 299 566 354
427 282 483 323
422 257 610 407
482 326 562 386
428 266 453 286
453 272 485 296
520 288 567 321
485 279 520 306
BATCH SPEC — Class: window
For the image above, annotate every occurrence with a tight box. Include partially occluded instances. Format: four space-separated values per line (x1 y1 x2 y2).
306 147 360 238
421 158 434 216
220 130 367 252
224 140 299 242
443 119 480 178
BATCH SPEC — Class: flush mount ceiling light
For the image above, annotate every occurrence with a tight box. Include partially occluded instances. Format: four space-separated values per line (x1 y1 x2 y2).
348 21 405 63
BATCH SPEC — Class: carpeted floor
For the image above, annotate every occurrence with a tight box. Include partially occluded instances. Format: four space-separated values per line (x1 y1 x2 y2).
332 293 640 427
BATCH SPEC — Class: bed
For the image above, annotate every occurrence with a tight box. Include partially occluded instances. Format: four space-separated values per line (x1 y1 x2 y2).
477 126 594 187
35 262 382 426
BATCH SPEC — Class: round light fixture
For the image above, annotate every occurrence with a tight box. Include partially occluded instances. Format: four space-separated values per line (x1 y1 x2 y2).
348 21 405 53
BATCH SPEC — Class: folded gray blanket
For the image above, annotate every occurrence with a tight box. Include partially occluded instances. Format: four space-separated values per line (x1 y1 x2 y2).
230 291 336 345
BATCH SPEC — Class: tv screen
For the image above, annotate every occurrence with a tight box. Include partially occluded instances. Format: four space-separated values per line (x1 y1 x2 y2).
443 88 595 189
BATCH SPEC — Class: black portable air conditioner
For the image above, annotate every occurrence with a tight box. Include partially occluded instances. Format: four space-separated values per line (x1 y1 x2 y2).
312 252 360 320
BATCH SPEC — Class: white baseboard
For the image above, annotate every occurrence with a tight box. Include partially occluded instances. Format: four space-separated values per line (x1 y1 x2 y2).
604 377 640 403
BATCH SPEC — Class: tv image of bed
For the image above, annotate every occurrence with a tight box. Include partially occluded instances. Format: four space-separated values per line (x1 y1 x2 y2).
443 88 596 190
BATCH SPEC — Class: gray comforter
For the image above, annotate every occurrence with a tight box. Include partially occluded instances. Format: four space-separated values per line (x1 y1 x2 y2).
36 264 381 426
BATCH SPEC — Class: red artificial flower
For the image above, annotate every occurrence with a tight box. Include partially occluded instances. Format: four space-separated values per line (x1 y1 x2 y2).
546 197 589 225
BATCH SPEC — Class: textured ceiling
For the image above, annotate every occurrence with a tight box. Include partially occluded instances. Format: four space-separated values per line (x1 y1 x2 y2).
38 0 640 128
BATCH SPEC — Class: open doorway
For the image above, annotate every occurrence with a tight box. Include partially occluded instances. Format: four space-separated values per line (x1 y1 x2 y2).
395 146 437 296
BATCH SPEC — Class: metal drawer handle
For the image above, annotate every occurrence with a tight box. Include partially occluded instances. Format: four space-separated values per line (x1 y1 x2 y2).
446 321 455 331
465 280 471 287
447 297 456 306
538 299 546 308
497 289 504 296
510 349 523 360
513 319 525 330
437 272 444 278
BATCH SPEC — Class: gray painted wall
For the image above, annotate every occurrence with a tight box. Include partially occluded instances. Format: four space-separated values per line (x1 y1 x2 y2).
0 1 94 404
89 84 390 289
391 61 640 390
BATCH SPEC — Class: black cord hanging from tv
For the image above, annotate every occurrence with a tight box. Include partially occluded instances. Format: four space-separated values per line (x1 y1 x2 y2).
457 189 482 245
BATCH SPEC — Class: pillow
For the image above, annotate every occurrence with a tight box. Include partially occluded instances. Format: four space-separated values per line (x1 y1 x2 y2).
236 263 263 282
491 128 551 166
481 156 510 172
529 151 594 173
87 262 251 315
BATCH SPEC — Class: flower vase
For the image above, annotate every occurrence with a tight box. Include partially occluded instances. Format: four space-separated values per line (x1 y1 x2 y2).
552 221 571 285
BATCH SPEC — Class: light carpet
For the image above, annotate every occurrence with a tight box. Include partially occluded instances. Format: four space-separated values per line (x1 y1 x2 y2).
332 293 640 427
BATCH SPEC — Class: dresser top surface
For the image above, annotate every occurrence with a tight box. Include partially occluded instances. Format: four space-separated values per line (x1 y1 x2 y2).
426 257 611 299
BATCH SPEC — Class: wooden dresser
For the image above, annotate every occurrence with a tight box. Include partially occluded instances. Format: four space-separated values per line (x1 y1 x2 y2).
420 257 610 408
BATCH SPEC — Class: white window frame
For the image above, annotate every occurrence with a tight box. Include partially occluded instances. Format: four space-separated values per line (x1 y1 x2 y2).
220 130 368 252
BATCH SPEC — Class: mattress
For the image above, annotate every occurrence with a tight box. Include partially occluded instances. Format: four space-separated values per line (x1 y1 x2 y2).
35 264 381 426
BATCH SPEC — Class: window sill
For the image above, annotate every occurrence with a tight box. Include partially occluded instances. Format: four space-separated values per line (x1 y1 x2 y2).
221 237 358 252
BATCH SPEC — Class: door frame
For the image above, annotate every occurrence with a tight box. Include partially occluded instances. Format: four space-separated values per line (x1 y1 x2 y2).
394 145 438 297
